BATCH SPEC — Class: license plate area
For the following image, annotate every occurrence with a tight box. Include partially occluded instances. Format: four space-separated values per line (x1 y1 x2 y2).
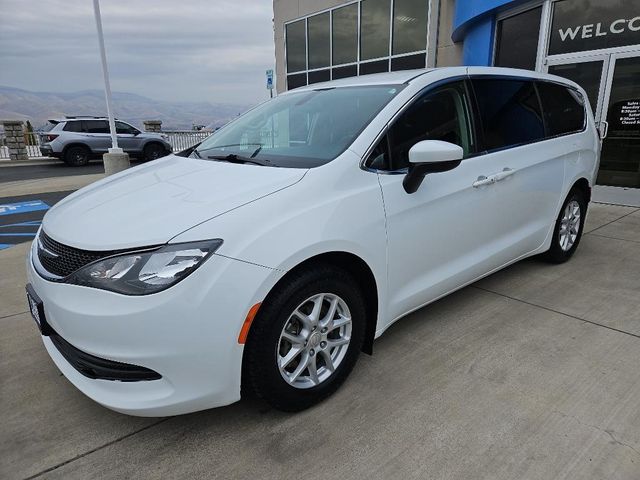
26 284 52 336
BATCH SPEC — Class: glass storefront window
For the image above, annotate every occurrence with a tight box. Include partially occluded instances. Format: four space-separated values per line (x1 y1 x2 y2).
286 20 306 73
547 61 603 116
549 0 640 55
360 59 389 75
308 13 330 69
392 0 429 55
360 0 391 60
494 7 542 70
332 4 358 65
391 53 425 71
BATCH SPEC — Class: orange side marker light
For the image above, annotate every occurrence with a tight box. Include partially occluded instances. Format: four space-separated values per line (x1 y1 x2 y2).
238 302 261 344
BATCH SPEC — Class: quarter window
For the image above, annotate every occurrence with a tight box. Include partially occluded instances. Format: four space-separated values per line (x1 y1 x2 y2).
471 79 544 151
536 82 585 136
387 81 474 170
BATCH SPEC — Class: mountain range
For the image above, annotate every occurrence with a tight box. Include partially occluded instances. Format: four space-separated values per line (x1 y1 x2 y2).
0 85 250 131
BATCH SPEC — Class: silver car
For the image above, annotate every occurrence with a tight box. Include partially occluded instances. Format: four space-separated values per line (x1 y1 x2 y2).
39 116 172 166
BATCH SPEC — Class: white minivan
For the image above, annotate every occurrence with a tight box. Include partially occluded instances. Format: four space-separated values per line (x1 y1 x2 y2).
26 67 599 416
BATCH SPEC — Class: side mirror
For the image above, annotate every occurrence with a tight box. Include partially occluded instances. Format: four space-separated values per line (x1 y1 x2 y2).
403 140 463 194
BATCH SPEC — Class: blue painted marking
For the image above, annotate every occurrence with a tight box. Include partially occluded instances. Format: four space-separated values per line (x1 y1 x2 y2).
0 233 37 237
0 220 42 228
0 200 50 216
0 244 11 250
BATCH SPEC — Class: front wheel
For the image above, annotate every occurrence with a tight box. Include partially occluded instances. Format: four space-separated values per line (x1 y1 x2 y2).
542 188 587 263
143 143 167 161
243 266 365 412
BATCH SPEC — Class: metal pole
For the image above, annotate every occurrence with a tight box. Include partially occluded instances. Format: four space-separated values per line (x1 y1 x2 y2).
92 0 120 152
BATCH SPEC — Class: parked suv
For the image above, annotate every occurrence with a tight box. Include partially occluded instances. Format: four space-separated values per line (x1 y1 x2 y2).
39 117 172 166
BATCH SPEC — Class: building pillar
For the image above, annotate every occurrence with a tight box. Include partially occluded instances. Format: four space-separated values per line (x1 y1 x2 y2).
143 120 162 132
2 120 28 161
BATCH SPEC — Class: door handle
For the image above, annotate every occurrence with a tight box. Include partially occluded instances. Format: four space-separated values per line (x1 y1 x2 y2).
472 175 495 188
492 168 515 182
472 168 515 188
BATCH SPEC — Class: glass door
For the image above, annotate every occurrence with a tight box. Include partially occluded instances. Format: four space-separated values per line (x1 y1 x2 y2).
598 53 640 188
546 54 609 122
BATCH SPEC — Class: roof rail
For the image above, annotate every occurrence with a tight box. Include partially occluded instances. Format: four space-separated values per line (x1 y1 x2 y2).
64 115 115 119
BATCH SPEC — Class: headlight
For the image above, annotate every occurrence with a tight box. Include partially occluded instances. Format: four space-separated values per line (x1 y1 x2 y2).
67 239 222 295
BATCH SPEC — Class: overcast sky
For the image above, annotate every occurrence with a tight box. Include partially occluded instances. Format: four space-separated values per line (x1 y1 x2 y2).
0 0 275 105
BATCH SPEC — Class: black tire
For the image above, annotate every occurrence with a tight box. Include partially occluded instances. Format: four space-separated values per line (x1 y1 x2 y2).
64 145 90 166
542 188 588 263
143 143 166 161
243 265 366 412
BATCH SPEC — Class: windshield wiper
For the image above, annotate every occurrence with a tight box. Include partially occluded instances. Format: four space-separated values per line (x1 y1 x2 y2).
207 153 272 167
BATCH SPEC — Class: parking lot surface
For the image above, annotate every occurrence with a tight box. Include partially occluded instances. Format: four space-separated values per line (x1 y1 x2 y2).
1 191 639 479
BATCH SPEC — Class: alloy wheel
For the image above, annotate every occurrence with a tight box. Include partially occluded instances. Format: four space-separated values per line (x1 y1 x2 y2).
276 293 352 389
559 199 581 251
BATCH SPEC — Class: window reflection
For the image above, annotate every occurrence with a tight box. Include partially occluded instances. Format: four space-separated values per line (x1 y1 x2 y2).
308 13 330 69
361 0 391 60
332 4 358 65
392 0 429 55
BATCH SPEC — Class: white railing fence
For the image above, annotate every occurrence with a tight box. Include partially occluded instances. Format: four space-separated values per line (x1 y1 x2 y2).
163 130 211 153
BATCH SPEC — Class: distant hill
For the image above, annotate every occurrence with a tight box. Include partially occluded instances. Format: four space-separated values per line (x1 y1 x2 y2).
0 85 250 131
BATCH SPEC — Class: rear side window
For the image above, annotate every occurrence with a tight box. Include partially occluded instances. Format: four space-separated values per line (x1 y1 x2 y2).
63 121 83 132
84 120 109 133
387 81 474 170
536 82 585 137
472 79 544 151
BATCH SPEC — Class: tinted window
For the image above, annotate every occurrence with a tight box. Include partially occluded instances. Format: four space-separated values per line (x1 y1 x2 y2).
287 73 307 90
332 4 358 65
286 20 306 72
392 0 429 55
115 121 137 134
308 69 330 85
360 0 390 61
548 61 602 116
367 135 390 170
494 7 542 70
537 82 585 136
391 53 425 71
332 65 357 80
388 81 474 170
63 121 83 132
84 120 109 134
194 85 403 168
472 79 544 151
308 13 330 69
360 59 389 75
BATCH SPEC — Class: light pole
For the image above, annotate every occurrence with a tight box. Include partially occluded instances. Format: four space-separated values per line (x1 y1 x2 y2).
92 0 130 175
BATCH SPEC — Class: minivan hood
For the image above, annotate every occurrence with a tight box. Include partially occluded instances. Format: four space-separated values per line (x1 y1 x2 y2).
43 155 307 250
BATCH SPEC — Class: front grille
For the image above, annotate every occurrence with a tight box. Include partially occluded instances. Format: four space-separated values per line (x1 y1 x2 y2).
50 330 161 382
38 231 121 278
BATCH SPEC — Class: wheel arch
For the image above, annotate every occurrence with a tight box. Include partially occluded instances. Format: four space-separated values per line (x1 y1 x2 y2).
256 251 379 356
62 142 92 155
571 177 591 203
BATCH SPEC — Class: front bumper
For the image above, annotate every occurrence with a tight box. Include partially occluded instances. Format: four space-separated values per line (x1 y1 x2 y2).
26 240 282 416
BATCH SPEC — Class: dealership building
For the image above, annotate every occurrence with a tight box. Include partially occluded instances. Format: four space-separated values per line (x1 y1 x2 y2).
273 0 640 201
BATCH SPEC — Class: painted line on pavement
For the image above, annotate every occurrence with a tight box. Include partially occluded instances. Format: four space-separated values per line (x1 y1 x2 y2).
0 200 50 216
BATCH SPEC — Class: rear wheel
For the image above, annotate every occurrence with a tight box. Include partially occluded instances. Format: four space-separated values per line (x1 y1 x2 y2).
143 143 166 161
542 188 587 263
243 265 365 411
64 145 90 166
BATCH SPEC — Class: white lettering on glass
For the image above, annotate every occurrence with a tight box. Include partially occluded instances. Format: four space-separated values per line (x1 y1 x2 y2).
559 26 580 41
595 22 607 36
582 24 594 38
629 16 640 31
610 19 626 34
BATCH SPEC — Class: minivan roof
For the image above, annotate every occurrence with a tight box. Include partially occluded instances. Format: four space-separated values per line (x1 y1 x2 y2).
286 66 582 93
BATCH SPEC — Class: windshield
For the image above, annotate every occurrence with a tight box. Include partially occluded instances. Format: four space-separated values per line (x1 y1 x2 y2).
193 85 404 168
